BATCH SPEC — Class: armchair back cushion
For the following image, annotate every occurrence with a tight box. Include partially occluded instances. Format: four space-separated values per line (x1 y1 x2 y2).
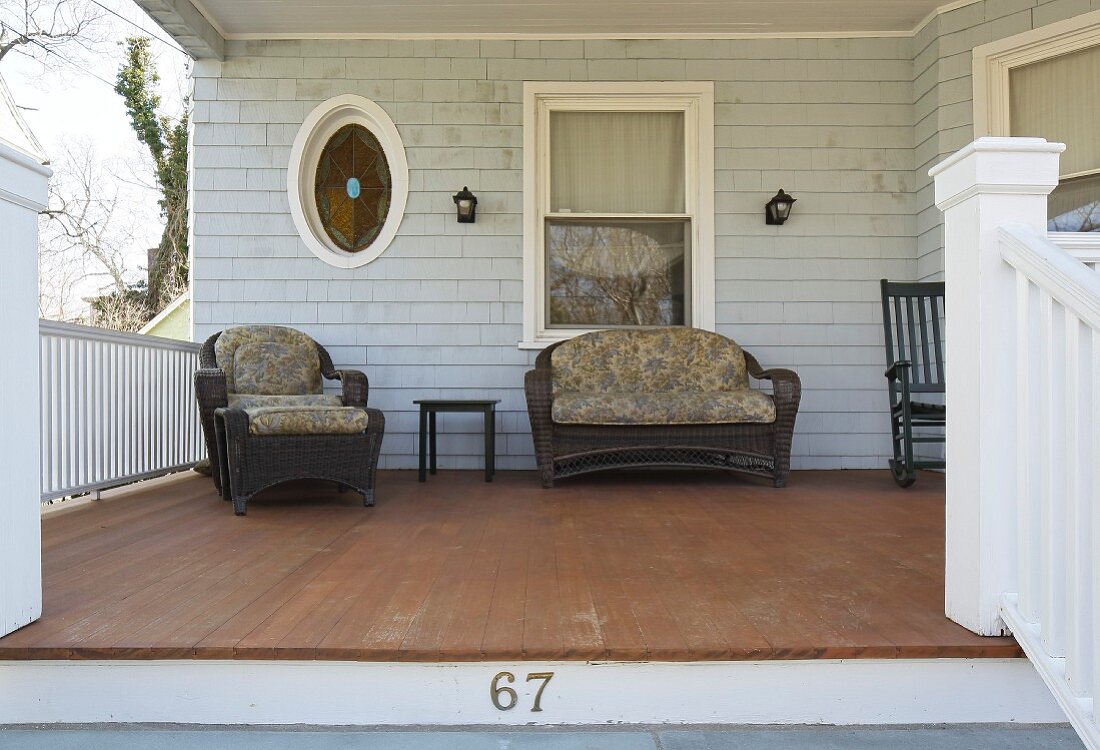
550 328 749 396
214 325 323 395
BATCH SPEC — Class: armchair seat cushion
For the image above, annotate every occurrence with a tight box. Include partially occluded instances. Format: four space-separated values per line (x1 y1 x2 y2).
552 390 776 426
245 405 370 436
229 393 343 410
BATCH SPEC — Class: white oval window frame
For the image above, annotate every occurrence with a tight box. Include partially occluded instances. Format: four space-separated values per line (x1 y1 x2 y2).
287 95 408 269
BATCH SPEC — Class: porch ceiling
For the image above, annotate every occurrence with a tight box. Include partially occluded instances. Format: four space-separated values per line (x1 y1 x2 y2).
178 0 958 41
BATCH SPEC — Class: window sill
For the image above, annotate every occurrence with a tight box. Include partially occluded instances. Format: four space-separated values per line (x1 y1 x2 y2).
518 338 568 350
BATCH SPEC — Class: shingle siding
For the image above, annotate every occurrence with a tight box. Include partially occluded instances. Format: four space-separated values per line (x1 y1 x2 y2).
188 0 1097 471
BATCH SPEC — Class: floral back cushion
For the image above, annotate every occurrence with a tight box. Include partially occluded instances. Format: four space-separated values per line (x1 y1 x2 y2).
215 325 322 395
551 328 749 395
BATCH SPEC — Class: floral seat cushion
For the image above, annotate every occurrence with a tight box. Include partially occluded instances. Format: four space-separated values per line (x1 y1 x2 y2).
214 325 323 396
245 405 369 436
229 393 343 410
552 390 776 426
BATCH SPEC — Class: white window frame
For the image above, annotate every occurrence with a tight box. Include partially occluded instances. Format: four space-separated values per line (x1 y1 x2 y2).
973 9 1100 169
287 95 409 269
520 81 714 349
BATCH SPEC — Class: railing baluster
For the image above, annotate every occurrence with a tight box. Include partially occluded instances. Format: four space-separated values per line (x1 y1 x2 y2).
1092 330 1100 719
1064 313 1092 696
113 343 122 482
1016 272 1040 623
40 334 50 496
1039 292 1068 658
79 337 89 488
61 336 72 494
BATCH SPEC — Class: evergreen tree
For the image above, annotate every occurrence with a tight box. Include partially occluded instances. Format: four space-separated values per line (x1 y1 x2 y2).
114 36 189 312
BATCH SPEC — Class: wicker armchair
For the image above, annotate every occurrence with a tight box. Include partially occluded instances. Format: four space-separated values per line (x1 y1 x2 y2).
525 328 800 488
195 326 384 515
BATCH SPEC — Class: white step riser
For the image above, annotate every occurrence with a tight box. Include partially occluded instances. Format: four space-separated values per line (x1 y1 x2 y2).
0 658 1065 726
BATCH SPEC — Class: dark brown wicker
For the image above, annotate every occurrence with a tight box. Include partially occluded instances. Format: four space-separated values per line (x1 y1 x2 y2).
196 330 385 516
524 337 801 488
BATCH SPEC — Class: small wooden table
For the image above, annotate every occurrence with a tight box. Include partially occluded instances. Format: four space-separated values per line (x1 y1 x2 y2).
415 399 500 483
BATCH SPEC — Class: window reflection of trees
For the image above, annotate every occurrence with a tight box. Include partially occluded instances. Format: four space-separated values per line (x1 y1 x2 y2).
1047 175 1100 232
1049 202 1100 232
547 222 687 327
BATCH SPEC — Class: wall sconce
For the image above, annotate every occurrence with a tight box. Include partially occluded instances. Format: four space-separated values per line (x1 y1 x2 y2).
453 186 478 223
765 189 796 225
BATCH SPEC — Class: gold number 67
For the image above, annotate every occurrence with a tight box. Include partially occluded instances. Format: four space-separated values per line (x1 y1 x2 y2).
490 671 555 712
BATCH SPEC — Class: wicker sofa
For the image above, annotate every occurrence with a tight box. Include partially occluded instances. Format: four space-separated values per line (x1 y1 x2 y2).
195 325 385 515
524 328 800 488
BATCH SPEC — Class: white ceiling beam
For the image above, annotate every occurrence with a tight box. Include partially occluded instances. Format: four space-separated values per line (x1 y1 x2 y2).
131 0 224 60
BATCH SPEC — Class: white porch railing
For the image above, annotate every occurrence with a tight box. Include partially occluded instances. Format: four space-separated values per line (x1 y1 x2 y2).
932 138 1099 749
998 224 1099 749
39 320 204 502
1051 233 1100 272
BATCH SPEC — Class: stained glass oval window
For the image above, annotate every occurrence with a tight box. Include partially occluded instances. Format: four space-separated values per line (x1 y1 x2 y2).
314 124 392 253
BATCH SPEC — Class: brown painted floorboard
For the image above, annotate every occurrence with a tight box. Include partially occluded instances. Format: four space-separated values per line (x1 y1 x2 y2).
0 469 1022 662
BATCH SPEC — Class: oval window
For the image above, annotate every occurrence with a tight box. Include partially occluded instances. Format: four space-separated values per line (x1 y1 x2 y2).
315 124 392 253
288 95 408 268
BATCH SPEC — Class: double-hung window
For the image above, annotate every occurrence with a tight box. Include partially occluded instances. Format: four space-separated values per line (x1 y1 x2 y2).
522 83 714 347
975 12 1100 232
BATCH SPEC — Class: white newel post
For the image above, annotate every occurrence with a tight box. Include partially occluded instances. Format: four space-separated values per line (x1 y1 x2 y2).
930 137 1063 636
0 141 50 637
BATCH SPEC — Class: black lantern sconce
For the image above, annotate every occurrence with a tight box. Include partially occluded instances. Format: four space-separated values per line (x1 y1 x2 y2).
453 186 478 223
765 189 796 225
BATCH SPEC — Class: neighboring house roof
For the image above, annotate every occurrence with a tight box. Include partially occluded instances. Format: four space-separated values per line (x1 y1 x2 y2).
0 73 48 164
140 291 192 341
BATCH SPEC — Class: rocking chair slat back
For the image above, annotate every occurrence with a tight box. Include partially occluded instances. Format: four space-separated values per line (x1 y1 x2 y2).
880 280 946 394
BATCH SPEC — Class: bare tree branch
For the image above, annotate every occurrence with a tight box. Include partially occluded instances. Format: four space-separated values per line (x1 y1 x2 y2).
0 0 107 70
37 141 153 329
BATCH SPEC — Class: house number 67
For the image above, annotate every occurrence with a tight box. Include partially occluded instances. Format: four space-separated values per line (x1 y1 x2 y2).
490 671 554 712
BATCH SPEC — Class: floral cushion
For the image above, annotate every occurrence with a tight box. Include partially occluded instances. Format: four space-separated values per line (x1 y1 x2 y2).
215 326 322 395
229 393 343 410
245 405 369 436
551 328 749 396
552 390 776 426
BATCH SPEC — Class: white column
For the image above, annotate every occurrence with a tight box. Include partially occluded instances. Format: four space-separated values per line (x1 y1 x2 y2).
930 137 1063 636
0 141 51 637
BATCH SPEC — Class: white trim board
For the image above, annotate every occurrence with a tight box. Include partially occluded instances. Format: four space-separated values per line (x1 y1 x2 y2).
0 658 1066 726
287 95 409 269
192 0 980 41
973 8 1100 138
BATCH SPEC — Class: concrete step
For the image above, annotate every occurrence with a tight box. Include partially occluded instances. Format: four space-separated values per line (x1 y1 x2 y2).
0 725 1085 749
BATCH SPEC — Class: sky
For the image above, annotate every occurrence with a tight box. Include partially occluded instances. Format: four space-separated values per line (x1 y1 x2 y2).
3 0 190 314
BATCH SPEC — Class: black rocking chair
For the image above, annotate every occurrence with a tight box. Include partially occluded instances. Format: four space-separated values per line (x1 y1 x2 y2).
880 279 946 487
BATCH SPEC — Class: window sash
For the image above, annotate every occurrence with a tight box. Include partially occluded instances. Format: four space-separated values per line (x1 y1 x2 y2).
549 110 687 215
1008 43 1100 230
544 216 692 329
1009 43 1100 179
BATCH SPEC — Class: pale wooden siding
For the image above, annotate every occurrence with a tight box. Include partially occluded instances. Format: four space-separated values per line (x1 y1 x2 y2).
190 38 916 471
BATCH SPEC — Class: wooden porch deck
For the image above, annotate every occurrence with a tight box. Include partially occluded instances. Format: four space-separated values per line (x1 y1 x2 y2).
0 469 1019 662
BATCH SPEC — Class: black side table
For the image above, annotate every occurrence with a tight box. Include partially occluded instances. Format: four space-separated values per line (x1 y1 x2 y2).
415 399 500 482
